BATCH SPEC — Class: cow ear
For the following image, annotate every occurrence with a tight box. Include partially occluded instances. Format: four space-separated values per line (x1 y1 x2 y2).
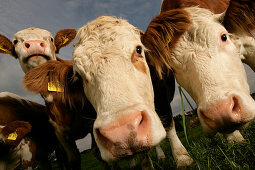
0 34 17 58
54 29 77 53
2 121 31 146
223 0 255 37
141 9 191 78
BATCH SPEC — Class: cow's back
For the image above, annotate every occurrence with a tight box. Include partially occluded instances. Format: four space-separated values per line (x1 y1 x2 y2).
0 94 57 154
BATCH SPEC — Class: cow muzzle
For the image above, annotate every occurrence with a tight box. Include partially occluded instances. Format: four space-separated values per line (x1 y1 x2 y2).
96 111 152 161
22 40 52 67
198 95 247 134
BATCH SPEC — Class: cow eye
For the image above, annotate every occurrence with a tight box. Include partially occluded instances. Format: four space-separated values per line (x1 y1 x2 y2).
221 34 227 42
136 46 142 55
50 37 54 42
13 39 18 45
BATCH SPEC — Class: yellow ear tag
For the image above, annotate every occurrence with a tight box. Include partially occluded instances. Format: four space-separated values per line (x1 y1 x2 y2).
7 131 18 140
48 81 64 92
0 46 7 52
63 38 69 45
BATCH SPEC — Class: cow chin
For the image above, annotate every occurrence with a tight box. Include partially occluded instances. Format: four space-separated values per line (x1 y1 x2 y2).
96 133 151 162
27 56 48 68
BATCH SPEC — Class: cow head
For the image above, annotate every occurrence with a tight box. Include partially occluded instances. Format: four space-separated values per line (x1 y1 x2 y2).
0 121 31 147
0 27 76 73
142 0 255 134
73 16 166 161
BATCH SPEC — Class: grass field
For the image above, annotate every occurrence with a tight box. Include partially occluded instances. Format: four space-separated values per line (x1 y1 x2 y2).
52 116 255 170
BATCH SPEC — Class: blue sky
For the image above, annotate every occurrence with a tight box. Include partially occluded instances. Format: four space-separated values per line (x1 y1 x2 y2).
1 0 255 121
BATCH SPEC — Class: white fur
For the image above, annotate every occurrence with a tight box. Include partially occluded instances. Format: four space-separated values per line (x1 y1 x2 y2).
167 120 193 168
13 27 57 73
236 36 255 71
43 94 53 103
20 140 33 162
73 16 166 161
169 7 255 133
224 130 245 143
155 145 166 160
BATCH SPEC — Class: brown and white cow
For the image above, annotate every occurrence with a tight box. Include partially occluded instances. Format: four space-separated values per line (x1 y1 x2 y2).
0 27 76 73
0 92 58 170
141 0 255 135
24 16 167 163
72 16 168 162
23 59 100 170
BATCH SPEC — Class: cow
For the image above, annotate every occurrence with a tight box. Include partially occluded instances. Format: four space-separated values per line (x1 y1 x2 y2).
23 16 167 165
0 27 76 73
0 27 78 169
22 58 106 170
0 92 58 170
141 0 255 137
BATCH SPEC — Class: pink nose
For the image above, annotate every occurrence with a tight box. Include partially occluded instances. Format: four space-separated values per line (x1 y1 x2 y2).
96 111 151 155
199 96 243 133
23 40 47 55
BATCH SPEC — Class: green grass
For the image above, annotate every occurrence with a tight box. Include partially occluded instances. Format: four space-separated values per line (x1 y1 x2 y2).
52 120 255 170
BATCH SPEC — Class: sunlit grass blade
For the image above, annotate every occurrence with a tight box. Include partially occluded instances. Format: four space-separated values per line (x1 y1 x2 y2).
217 145 237 168
178 86 201 169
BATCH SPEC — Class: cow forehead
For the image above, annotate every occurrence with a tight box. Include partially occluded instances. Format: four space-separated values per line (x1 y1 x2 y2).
14 27 52 40
74 16 142 58
183 7 226 44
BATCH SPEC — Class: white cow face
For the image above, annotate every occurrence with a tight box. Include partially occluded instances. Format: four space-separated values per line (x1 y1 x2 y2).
73 16 166 162
13 27 56 73
171 8 255 134
142 7 255 134
0 27 76 73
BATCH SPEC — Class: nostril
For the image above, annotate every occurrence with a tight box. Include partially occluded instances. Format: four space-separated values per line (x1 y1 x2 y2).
232 96 241 114
25 43 30 48
40 42 45 48
137 111 150 138
139 115 143 126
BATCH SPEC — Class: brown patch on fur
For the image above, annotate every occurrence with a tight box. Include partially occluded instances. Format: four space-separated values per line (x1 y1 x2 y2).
48 101 73 127
23 59 86 111
2 121 31 146
224 0 255 37
161 0 230 14
141 9 191 78
131 49 147 74
54 29 77 53
0 34 17 58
